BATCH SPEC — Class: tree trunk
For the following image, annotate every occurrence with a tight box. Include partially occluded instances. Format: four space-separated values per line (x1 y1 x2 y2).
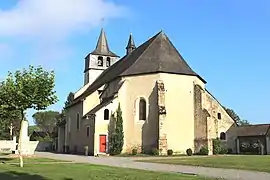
18 110 24 167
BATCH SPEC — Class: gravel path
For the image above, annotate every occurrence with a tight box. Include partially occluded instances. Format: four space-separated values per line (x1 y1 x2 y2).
36 152 270 180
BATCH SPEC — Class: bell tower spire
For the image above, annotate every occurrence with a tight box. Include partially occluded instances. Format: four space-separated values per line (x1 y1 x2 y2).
91 28 118 57
84 28 119 85
126 33 136 55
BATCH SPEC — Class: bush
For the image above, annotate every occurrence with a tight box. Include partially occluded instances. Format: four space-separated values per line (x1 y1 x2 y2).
186 148 193 156
167 149 173 156
213 138 222 155
199 146 209 155
213 138 228 154
132 148 138 155
219 147 228 154
108 104 124 155
151 148 159 156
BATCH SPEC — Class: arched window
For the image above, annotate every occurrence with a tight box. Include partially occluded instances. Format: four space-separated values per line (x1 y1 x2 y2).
76 113 80 130
97 56 103 66
104 109 109 120
220 132 226 140
106 57 111 67
139 98 146 120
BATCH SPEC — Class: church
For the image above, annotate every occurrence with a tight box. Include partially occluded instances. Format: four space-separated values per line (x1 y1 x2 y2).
57 28 236 156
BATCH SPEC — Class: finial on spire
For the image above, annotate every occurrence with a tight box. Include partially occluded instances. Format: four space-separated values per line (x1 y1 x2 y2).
126 33 136 55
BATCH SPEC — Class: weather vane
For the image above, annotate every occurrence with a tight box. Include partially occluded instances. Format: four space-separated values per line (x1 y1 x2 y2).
101 17 105 28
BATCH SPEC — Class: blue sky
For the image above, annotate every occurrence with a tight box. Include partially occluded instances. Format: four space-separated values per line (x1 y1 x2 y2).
0 0 269 125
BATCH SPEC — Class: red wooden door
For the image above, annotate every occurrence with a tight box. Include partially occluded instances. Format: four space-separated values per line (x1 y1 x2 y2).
99 135 107 153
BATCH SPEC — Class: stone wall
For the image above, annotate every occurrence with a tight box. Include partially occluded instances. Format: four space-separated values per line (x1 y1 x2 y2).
203 90 236 152
193 84 236 154
157 80 167 155
193 84 209 153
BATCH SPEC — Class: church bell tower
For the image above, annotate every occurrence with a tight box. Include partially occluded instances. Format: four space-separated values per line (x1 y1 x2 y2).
84 29 119 85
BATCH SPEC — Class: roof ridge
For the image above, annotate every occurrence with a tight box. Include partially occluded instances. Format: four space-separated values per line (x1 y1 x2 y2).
128 31 162 70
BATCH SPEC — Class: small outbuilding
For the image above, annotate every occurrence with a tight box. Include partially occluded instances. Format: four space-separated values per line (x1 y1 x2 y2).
235 124 270 155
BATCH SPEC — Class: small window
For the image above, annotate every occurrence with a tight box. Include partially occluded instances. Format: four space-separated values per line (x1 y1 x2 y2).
97 56 103 66
106 57 111 67
217 113 221 120
220 132 226 140
139 98 146 120
104 109 109 120
86 126 90 137
76 113 80 130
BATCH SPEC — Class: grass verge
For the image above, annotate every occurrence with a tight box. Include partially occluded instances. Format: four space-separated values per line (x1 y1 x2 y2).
138 155 270 172
0 163 219 180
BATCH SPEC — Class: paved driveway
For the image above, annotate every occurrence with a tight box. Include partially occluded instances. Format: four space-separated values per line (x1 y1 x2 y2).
36 152 270 180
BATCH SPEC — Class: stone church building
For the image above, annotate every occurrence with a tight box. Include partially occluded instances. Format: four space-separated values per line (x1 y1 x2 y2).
57 29 236 156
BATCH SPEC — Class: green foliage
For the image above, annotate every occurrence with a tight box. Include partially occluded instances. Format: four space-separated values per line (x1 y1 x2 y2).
167 149 173 156
108 104 124 155
198 146 209 155
186 148 193 156
65 92 74 107
223 107 250 126
213 138 228 155
132 148 138 155
213 138 222 155
32 111 59 133
33 135 52 142
150 148 159 156
0 65 58 123
57 93 73 127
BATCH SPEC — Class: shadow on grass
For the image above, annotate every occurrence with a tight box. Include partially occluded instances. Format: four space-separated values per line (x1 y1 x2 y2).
0 158 14 162
0 171 47 180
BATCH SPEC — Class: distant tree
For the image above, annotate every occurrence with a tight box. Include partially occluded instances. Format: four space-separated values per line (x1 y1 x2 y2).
223 107 250 126
0 108 22 139
108 104 124 155
0 65 58 167
32 111 59 133
56 92 73 127
65 92 74 107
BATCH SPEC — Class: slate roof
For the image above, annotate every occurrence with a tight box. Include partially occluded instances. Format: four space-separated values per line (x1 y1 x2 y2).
70 30 206 106
236 124 270 137
90 28 119 57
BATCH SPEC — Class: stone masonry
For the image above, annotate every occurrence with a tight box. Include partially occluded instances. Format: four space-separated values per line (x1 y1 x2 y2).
156 80 167 155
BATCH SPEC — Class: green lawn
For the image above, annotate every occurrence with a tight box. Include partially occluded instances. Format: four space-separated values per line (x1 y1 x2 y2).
0 157 68 164
138 155 270 172
0 163 217 180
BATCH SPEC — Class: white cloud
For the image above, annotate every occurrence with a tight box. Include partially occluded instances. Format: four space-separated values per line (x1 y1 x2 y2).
0 0 127 37
0 0 128 68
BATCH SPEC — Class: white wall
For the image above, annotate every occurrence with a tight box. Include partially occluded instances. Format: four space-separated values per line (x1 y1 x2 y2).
0 139 17 152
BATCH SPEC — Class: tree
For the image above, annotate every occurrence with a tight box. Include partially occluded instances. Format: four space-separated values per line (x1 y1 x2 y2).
0 65 58 167
32 111 59 133
223 106 250 126
56 92 73 127
108 104 124 155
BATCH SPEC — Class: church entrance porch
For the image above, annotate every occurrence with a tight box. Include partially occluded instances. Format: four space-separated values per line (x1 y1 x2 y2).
99 135 107 153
